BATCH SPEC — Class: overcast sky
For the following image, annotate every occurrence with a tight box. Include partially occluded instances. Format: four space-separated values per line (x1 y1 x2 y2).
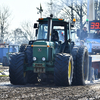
0 0 47 31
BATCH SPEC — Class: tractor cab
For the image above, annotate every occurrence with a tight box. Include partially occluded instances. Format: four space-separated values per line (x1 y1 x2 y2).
33 17 75 54
9 16 89 86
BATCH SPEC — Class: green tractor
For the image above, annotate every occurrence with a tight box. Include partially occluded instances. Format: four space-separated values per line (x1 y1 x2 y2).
9 16 89 86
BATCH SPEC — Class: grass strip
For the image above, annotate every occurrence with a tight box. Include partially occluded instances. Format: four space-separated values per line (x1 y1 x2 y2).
0 75 9 77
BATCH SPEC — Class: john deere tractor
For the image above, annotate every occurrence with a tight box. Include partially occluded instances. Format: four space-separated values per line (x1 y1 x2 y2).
9 15 89 86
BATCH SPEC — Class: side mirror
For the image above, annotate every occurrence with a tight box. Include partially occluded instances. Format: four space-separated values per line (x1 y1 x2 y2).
35 29 38 37
71 29 75 33
34 23 38 28
71 24 74 27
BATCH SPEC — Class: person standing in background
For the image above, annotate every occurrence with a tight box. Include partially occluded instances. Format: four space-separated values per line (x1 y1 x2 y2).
94 30 100 39
80 27 88 40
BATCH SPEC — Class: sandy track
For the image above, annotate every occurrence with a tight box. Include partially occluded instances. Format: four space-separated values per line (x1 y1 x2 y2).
0 81 100 100
0 67 100 100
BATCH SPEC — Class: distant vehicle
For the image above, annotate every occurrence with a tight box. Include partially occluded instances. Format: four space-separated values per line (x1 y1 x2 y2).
75 20 100 80
2 44 19 66
0 43 9 64
0 43 8 48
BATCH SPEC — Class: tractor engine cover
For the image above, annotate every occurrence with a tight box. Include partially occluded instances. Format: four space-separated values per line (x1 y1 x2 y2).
33 41 54 73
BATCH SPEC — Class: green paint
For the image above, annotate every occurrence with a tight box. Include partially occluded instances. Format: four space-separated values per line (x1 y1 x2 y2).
25 67 34 71
46 67 54 71
24 41 55 73
33 41 54 63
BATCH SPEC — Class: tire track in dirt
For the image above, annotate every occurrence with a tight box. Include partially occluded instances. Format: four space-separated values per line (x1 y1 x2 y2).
0 81 100 100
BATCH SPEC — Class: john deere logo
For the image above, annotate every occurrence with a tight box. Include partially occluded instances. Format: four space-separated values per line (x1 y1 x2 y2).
38 48 42 52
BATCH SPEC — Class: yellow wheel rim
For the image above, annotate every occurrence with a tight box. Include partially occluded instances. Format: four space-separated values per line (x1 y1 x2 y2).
68 61 71 79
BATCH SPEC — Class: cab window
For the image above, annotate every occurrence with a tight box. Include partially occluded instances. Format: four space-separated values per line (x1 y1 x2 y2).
52 26 65 43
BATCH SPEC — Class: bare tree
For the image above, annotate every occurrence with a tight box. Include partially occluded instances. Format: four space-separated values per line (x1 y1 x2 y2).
61 0 87 30
0 6 11 42
5 28 29 45
21 21 34 41
44 0 87 31
95 0 100 20
43 0 63 18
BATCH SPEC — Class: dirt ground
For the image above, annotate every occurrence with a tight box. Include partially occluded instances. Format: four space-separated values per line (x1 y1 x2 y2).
0 66 9 72
0 67 100 100
0 77 9 82
0 82 100 100
0 66 9 82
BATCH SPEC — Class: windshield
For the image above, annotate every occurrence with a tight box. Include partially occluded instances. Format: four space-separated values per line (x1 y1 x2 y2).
37 24 48 40
53 26 65 43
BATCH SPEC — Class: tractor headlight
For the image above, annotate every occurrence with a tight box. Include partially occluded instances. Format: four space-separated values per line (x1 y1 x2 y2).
42 57 46 61
33 57 37 61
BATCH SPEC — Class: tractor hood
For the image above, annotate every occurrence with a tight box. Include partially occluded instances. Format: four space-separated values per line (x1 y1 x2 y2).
33 41 54 63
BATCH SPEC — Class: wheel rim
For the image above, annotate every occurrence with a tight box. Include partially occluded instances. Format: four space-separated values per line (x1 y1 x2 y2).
68 61 71 79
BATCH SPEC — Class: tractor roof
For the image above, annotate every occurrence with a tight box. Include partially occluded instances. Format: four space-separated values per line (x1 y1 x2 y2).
38 18 65 22
37 17 75 27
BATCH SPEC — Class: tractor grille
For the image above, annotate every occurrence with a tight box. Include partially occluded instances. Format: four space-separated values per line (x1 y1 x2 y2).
35 64 42 67
33 63 45 73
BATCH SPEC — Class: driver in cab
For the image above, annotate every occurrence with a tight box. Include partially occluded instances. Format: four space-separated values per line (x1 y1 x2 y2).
94 30 100 39
52 30 59 41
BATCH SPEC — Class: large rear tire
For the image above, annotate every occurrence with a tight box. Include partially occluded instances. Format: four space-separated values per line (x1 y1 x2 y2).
54 53 73 86
76 46 89 85
25 46 33 66
71 46 79 85
9 53 27 85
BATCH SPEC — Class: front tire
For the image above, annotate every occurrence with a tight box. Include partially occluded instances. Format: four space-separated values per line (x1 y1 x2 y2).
54 53 73 86
25 46 38 84
9 53 27 85
25 46 33 66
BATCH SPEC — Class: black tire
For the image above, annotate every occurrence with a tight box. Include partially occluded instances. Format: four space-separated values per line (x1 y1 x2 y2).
76 46 89 85
88 56 92 81
25 46 38 84
54 53 73 86
25 46 33 66
9 53 27 85
19 44 27 52
71 46 79 85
